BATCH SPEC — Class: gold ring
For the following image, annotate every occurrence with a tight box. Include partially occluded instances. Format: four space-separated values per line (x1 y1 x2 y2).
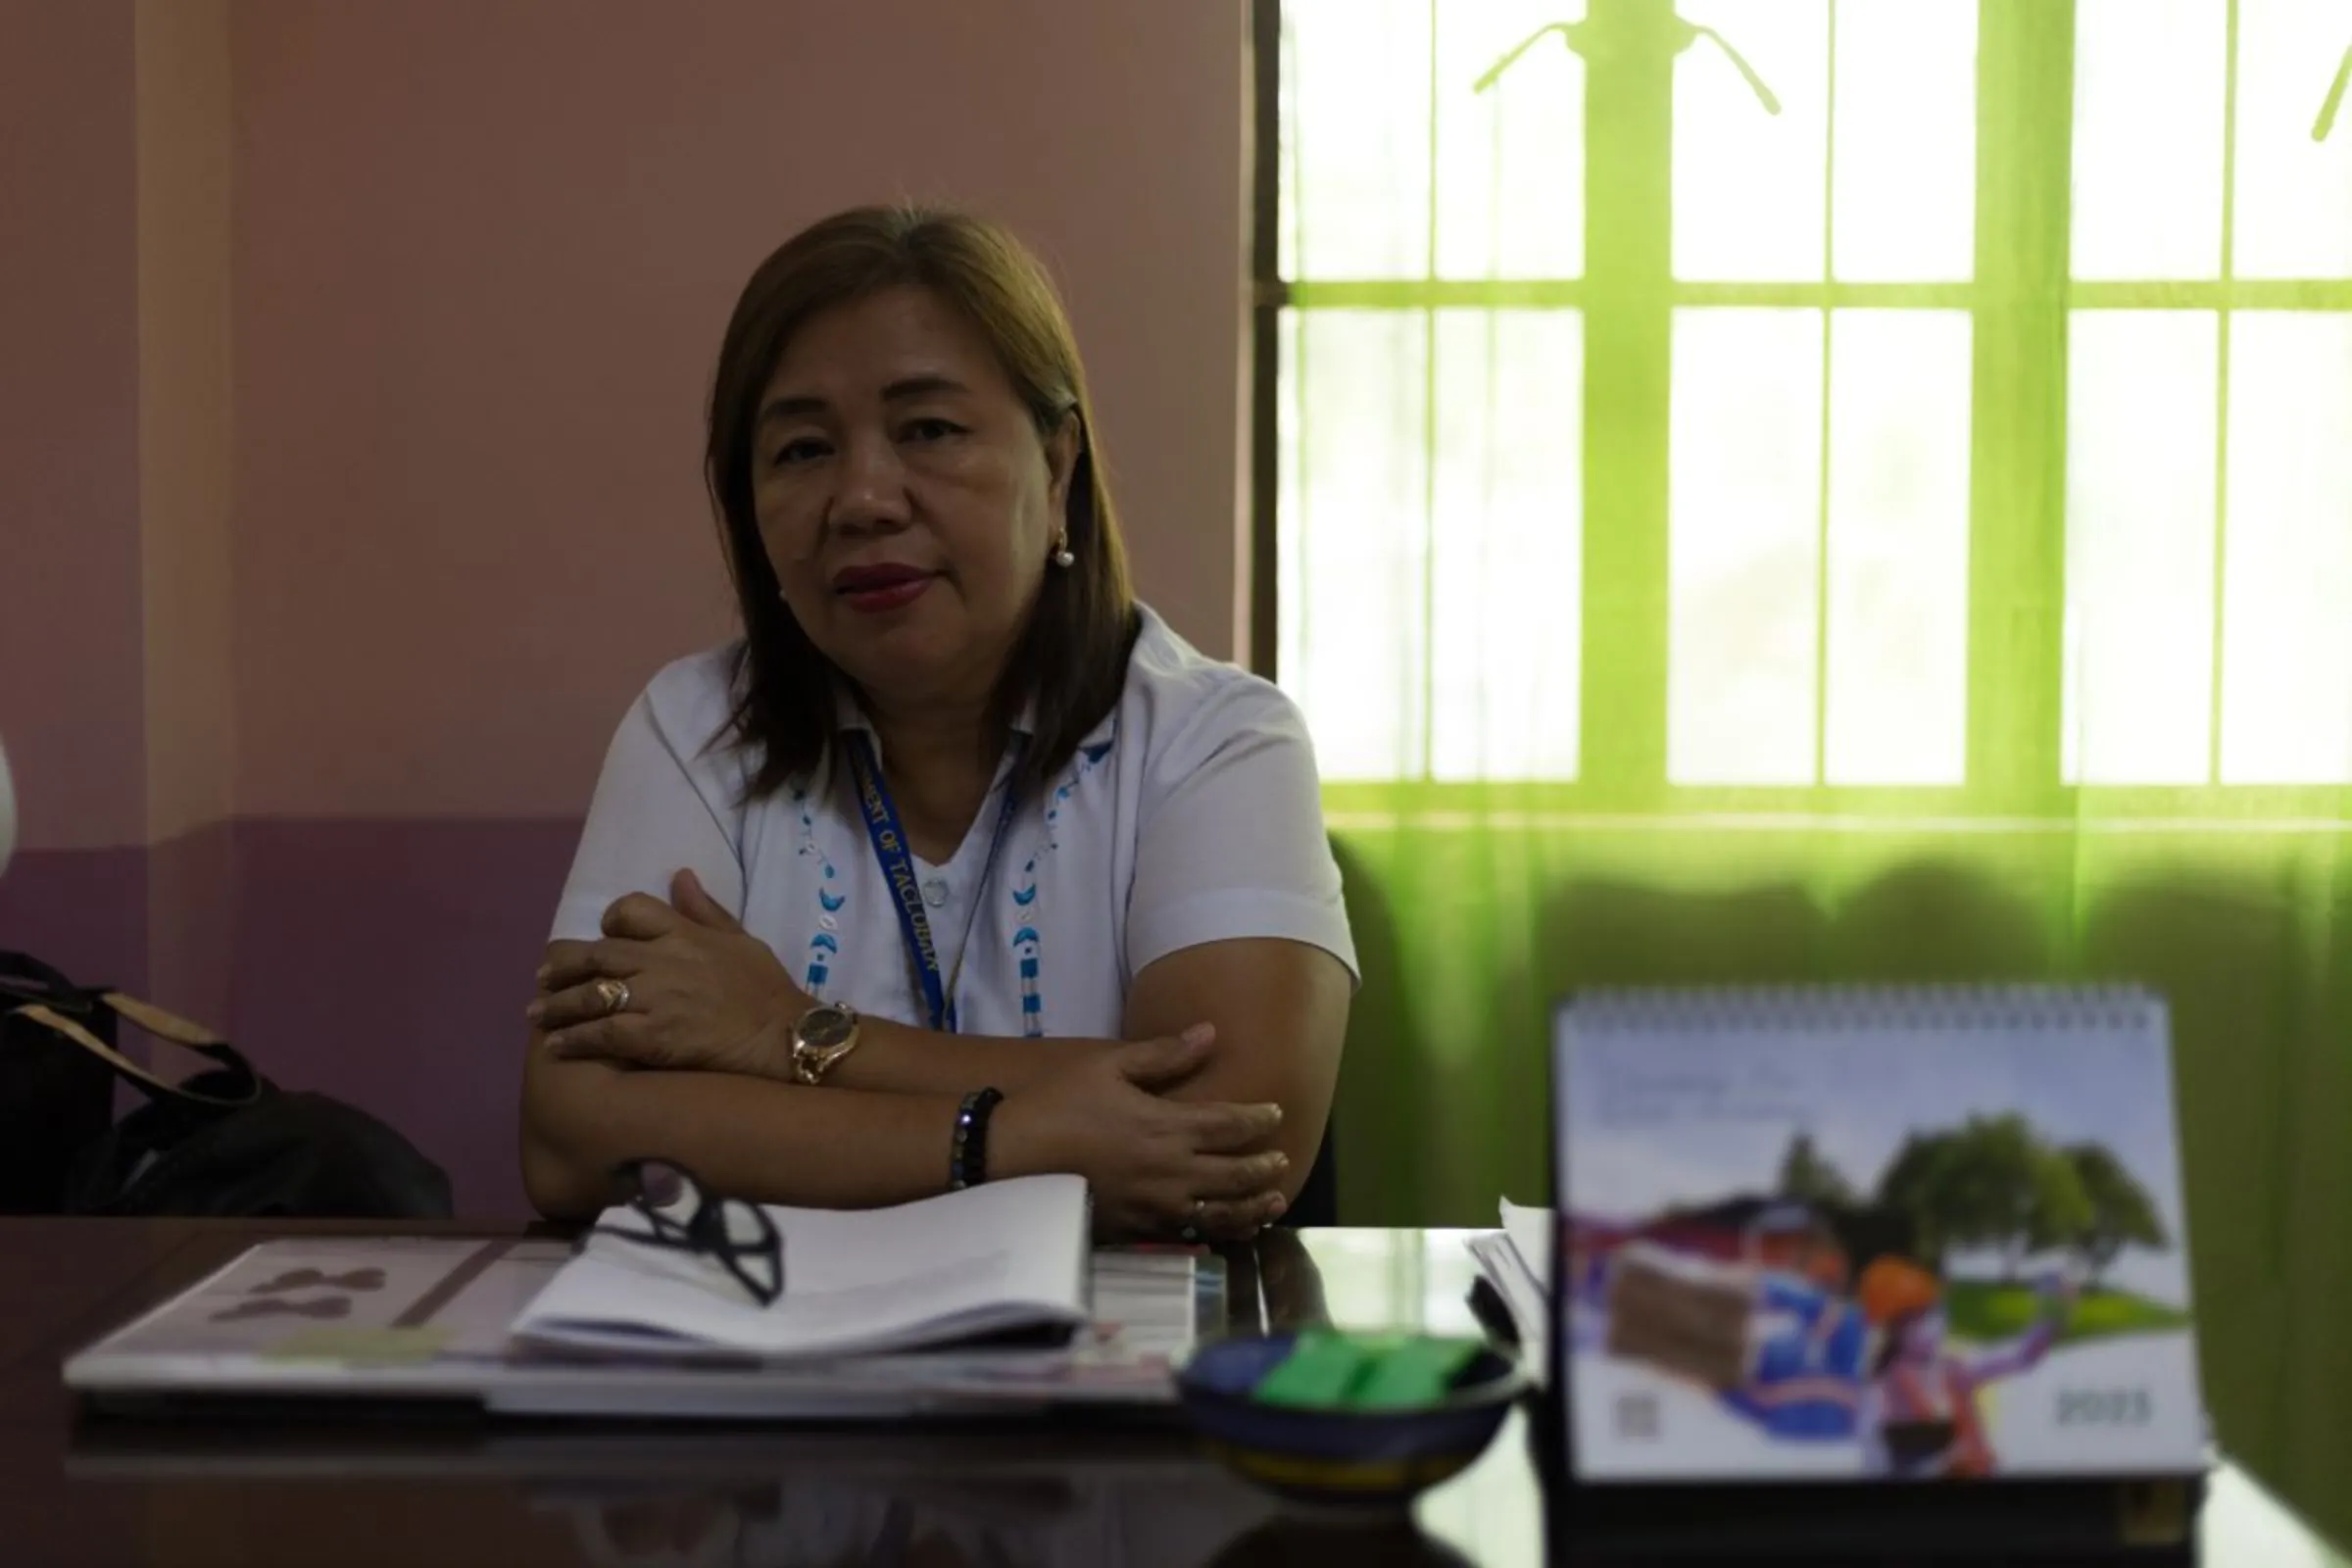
593 977 630 1016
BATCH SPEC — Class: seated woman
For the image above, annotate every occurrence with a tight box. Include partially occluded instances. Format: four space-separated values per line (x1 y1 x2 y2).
519 206 1355 1243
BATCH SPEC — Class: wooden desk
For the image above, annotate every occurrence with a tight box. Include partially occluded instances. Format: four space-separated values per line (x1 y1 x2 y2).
0 1219 2339 1566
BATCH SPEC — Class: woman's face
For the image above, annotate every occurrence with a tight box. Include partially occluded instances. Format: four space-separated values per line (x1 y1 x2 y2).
750 285 1078 711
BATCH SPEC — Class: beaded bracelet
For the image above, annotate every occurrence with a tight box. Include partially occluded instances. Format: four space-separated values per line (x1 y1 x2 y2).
949 1087 1004 1192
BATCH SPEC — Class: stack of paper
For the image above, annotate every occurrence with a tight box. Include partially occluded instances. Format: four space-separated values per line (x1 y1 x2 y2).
1465 1199 1552 1385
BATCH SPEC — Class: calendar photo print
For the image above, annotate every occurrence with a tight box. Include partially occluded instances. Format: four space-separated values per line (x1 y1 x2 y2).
1553 988 2205 1483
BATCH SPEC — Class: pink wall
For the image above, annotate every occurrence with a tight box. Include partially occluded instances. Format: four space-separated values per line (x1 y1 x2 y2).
1 1 1251 1213
136 0 238 1029
0 1 145 855
137 0 236 848
231 0 1250 820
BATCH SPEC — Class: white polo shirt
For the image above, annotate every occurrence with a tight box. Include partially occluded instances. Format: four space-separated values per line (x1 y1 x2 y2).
550 607 1357 1039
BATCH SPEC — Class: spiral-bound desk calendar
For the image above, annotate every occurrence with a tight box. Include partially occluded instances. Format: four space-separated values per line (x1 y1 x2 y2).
1550 984 2206 1495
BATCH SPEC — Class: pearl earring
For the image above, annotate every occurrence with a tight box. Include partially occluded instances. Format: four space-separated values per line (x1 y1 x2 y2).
1052 532 1075 568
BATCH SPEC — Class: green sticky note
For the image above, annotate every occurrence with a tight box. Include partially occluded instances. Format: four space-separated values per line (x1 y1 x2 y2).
1350 1336 1483 1408
259 1326 453 1365
1252 1330 1375 1407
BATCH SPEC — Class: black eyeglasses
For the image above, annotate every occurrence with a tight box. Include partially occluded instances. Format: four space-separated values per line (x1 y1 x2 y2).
587 1157 784 1307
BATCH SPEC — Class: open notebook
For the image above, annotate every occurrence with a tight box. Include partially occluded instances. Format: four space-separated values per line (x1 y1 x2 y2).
513 1174 1093 1361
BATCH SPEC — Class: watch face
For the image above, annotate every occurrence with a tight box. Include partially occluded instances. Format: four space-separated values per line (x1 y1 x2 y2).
800 1004 856 1051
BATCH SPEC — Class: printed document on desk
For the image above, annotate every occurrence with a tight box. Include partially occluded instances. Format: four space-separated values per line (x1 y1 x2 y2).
66 1214 1199 1418
512 1174 1092 1361
1467 1199 1553 1385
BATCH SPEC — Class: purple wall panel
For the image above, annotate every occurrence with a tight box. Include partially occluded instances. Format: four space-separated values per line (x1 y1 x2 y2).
229 818 580 1217
0 847 148 997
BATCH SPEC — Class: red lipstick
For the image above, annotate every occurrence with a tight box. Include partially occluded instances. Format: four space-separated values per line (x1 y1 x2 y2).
831 563 936 614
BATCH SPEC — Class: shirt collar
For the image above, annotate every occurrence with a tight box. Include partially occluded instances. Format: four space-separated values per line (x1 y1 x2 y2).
832 685 1041 764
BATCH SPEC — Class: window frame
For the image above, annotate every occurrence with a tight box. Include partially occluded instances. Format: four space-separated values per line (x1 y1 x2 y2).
1252 0 2352 819
2063 0 2352 801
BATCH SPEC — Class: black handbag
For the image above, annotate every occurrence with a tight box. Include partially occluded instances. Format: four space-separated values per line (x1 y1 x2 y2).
0 951 118 1212
0 951 452 1219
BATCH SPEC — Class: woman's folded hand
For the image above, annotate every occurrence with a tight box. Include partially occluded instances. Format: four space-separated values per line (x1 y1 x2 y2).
530 870 806 1081
990 1024 1291 1242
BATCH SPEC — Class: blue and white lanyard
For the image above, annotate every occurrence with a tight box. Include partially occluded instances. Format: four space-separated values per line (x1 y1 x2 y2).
844 732 1021 1034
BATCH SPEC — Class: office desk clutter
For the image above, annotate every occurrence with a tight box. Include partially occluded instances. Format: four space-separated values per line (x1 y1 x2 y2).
32 1218 2346 1566
65 1173 1205 1419
50 981 2279 1561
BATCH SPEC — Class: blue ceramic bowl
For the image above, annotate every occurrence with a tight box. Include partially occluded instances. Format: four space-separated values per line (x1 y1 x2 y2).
1175 1332 1527 1509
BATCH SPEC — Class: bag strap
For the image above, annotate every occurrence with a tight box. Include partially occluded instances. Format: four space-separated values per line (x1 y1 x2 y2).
12 993 266 1110
0 948 97 1016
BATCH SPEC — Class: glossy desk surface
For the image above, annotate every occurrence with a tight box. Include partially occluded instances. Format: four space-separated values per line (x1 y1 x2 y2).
0 1219 2338 1567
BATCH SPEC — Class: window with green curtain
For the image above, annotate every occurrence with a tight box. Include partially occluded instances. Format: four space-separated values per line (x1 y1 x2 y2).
1262 0 2352 1538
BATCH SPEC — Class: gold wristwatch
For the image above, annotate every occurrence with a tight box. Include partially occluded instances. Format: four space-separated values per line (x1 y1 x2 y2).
789 1001 862 1085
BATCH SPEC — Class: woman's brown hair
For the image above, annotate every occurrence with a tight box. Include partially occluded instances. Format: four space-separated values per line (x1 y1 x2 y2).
705 205 1139 799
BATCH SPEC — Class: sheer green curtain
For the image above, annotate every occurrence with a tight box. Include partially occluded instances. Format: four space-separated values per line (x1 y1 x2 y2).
1271 0 2352 1535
